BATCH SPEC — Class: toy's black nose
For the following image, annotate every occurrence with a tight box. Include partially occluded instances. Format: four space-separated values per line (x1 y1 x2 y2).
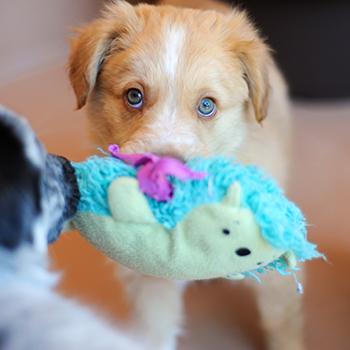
235 248 251 256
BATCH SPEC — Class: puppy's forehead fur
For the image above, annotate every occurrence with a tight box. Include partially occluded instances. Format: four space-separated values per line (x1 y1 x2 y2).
106 4 252 71
101 5 249 104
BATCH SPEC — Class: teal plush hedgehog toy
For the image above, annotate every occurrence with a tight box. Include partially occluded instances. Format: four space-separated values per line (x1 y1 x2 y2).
0 106 322 294
56 145 322 286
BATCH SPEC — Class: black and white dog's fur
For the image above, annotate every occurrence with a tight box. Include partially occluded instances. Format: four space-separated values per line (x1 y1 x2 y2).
0 107 141 350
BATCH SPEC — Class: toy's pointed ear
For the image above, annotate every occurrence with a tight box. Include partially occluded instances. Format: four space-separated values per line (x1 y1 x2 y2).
108 177 156 225
223 182 242 207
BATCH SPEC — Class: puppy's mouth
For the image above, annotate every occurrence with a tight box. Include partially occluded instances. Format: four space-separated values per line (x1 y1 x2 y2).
119 143 187 162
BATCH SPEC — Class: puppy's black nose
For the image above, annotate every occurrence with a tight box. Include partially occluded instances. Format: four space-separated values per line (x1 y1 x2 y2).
235 248 251 256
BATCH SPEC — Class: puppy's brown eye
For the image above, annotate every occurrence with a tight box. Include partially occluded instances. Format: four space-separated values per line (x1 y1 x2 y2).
126 88 143 108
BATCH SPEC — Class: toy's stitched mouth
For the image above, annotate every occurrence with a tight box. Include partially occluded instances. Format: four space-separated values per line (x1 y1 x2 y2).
235 247 251 256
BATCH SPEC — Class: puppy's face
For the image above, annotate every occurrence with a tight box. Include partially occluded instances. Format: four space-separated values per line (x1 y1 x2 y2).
69 1 271 159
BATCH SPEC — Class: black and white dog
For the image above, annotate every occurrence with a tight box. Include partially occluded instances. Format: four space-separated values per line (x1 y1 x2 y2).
0 107 141 350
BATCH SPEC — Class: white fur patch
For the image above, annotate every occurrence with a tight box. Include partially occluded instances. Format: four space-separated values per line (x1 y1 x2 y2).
0 247 141 350
32 217 49 254
163 25 185 80
0 247 55 288
156 25 197 150
23 131 43 169
161 25 186 126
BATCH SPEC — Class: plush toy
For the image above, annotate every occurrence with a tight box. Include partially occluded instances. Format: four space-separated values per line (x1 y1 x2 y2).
62 145 322 283
1 107 321 285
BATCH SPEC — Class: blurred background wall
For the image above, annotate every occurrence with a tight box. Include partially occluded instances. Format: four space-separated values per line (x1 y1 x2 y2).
0 1 350 350
229 1 350 99
0 0 101 86
1 0 350 99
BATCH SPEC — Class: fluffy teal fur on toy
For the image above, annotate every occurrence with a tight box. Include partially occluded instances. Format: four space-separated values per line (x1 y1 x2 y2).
70 155 322 282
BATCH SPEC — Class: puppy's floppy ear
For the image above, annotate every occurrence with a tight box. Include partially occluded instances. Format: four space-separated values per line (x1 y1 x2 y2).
227 10 271 123
237 40 271 123
68 1 141 109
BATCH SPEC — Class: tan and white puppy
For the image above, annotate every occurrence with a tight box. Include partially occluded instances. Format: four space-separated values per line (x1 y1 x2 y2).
68 1 302 349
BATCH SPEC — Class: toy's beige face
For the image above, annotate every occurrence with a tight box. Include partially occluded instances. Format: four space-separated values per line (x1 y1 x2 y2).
181 183 286 276
74 178 294 280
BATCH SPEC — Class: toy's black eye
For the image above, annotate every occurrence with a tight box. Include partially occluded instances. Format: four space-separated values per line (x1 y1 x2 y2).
235 248 251 256
222 228 230 235
197 97 217 118
126 88 143 108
